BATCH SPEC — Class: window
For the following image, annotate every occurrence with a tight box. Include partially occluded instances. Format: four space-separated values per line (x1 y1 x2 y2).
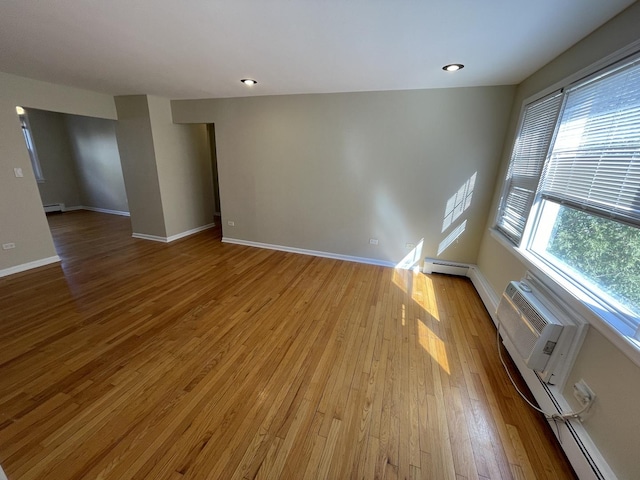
16 106 44 182
496 92 562 243
497 53 640 340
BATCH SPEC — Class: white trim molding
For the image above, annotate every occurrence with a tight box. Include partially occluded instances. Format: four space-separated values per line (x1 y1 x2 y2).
0 255 60 278
132 233 167 243
222 237 396 268
133 223 216 243
467 265 500 325
51 205 131 217
167 223 215 242
77 206 130 217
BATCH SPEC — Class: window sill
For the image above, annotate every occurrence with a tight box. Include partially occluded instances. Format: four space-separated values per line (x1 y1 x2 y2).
489 227 640 369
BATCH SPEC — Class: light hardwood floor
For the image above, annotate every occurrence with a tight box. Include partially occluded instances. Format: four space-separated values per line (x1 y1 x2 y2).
0 211 576 479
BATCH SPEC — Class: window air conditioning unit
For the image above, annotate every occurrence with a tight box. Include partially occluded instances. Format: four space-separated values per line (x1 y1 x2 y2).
497 274 588 389
497 281 565 372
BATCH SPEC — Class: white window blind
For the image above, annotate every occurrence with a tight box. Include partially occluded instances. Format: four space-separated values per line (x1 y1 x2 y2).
539 57 640 226
496 91 563 243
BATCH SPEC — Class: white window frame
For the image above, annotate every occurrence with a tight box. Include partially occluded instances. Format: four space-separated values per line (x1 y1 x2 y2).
16 108 44 183
493 43 640 367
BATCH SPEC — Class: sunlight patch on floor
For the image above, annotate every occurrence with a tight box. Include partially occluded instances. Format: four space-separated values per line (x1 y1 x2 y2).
410 271 440 322
417 319 450 375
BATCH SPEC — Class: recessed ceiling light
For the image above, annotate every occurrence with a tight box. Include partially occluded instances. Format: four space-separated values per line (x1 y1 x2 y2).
15 106 25 115
241 78 257 86
442 64 464 72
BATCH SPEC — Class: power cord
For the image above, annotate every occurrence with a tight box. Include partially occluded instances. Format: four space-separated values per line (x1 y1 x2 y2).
496 323 593 424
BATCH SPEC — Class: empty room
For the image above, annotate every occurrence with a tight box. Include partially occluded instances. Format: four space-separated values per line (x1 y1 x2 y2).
1 1 639 479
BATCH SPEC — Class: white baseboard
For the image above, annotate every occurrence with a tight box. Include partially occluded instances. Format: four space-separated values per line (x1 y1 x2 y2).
53 205 130 216
78 206 130 217
0 255 60 278
468 266 615 480
133 223 215 243
467 265 500 326
222 237 396 268
132 233 167 243
166 223 215 242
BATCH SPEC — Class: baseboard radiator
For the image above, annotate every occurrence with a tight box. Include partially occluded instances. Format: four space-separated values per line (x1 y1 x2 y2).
422 257 469 276
43 203 64 213
424 263 616 479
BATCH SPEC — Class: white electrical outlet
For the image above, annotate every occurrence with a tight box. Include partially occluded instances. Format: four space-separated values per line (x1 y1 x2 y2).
227 221 235 226
573 379 595 407
369 238 379 245
14 168 24 178
2 243 16 250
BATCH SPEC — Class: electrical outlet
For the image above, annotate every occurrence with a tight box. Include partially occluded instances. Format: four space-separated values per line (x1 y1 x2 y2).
2 243 16 250
406 243 415 250
369 238 379 245
573 379 595 407
14 168 23 178
227 221 235 226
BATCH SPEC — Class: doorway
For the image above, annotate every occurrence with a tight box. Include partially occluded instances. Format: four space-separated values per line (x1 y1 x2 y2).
207 123 222 225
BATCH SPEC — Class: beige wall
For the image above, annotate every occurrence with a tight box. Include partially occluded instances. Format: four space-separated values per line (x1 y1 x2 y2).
27 109 83 208
114 95 166 238
147 96 214 238
114 95 215 239
476 3 640 479
172 86 515 264
0 72 116 271
65 114 129 213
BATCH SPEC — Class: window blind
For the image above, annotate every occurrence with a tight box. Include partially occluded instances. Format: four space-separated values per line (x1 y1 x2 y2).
539 57 640 227
497 91 563 243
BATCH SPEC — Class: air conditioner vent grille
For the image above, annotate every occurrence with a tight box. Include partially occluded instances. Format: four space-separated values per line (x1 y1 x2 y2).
497 281 564 372
511 290 548 334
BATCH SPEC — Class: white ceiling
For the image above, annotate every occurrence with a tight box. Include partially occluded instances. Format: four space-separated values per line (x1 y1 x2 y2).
0 0 635 99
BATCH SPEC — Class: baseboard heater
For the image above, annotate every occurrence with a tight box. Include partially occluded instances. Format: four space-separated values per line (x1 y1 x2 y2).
422 257 470 276
43 203 64 213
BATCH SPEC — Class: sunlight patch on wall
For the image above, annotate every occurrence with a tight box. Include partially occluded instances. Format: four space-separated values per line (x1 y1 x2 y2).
442 172 476 233
417 319 450 375
395 238 423 270
437 219 467 256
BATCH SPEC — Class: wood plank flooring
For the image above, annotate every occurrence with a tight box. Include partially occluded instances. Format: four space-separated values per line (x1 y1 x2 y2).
0 211 576 479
